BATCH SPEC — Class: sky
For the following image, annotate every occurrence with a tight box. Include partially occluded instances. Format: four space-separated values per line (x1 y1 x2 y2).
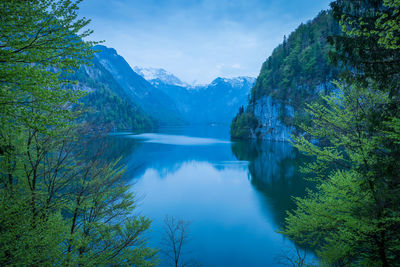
79 0 332 84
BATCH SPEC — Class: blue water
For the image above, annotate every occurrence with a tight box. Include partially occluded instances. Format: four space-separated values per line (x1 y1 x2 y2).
105 126 314 266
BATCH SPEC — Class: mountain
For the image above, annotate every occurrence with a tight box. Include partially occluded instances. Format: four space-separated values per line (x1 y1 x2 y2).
133 67 187 87
208 77 256 89
81 46 254 127
187 77 256 124
93 45 185 126
135 68 255 125
231 10 341 140
69 54 154 130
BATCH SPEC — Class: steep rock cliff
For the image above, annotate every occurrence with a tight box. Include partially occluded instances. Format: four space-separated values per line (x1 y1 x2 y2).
250 96 295 141
231 11 340 141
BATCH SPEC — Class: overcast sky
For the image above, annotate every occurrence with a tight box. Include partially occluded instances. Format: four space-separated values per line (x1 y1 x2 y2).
79 0 332 84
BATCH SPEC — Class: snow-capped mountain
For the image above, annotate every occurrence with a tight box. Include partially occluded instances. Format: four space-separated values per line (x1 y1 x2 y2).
133 67 187 87
209 77 256 88
135 70 256 124
132 65 256 124
81 46 254 126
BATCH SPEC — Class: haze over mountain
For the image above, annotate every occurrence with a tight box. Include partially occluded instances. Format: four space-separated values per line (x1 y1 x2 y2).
71 45 255 129
134 66 256 125
79 0 332 84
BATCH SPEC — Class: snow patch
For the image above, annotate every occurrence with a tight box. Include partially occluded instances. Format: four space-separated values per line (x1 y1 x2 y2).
133 66 187 87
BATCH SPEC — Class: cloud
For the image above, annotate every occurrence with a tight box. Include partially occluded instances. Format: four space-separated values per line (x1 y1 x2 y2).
232 64 241 69
79 0 332 83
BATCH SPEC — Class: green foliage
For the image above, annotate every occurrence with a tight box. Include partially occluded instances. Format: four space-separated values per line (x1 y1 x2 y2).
0 0 158 265
230 107 259 139
0 136 159 265
61 152 158 266
376 0 400 49
251 11 340 108
329 0 400 94
81 87 154 130
0 0 94 134
283 84 400 266
231 11 341 138
283 1 400 265
68 60 155 131
338 0 400 50
0 192 67 265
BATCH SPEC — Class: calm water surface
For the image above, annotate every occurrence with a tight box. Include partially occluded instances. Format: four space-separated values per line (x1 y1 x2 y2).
105 126 313 266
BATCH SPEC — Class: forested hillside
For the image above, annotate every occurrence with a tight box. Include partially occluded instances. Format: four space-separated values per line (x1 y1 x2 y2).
231 11 341 139
70 56 154 130
0 1 158 265
2 0 400 265
281 0 400 265
94 45 185 126
251 10 339 105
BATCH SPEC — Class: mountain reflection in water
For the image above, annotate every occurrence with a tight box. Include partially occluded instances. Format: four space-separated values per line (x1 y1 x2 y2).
97 126 313 266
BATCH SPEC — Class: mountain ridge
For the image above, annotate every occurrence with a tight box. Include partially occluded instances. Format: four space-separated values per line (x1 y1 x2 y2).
68 51 155 130
133 66 188 87
94 45 185 126
84 45 256 127
145 72 256 125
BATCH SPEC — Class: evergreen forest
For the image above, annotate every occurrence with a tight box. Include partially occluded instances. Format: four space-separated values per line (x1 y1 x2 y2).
1 0 400 266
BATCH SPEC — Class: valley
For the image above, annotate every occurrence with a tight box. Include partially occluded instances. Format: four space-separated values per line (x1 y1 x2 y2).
80 45 255 130
2 0 399 266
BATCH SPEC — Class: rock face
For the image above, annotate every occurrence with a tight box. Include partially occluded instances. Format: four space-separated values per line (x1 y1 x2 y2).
251 96 295 141
231 11 340 141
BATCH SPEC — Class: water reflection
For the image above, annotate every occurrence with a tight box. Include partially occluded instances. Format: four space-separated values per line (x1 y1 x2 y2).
130 133 230 145
231 140 310 228
99 127 312 266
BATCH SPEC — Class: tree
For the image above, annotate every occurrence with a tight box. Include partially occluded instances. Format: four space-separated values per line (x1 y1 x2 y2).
161 216 200 267
0 0 94 130
62 132 158 266
0 128 159 265
374 0 400 49
282 1 400 265
0 1 158 265
329 0 400 94
230 110 259 139
232 11 341 140
282 82 400 266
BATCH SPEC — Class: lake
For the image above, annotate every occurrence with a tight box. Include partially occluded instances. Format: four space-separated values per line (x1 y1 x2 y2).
104 126 313 266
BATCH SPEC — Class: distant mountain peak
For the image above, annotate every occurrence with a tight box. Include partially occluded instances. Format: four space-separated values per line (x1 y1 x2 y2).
133 66 187 87
210 76 256 87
